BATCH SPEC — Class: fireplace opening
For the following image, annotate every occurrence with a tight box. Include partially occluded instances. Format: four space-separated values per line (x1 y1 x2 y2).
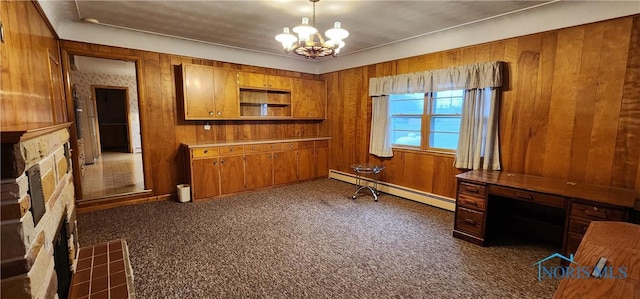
54 218 72 299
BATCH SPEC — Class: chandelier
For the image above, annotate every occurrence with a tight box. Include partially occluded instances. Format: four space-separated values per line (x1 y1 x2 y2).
275 0 349 59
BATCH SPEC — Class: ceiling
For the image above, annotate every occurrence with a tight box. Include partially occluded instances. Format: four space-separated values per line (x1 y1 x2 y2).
39 1 640 73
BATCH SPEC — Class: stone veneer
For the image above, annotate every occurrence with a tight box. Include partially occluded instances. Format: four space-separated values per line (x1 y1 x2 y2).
1 127 78 298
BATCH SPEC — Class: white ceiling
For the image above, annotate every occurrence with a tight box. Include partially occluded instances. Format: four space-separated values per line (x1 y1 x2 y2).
73 56 136 77
39 1 640 74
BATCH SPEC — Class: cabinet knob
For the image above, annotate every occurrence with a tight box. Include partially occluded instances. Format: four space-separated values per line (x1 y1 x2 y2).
213 161 218 165
217 111 222 116
271 145 275 148
274 154 278 159
268 155 272 160
221 160 226 165
230 148 234 152
209 111 214 115
252 146 256 150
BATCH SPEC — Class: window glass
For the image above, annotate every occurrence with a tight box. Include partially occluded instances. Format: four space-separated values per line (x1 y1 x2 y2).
390 93 424 147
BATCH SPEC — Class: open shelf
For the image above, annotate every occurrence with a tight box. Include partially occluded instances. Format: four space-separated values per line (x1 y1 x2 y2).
239 88 291 117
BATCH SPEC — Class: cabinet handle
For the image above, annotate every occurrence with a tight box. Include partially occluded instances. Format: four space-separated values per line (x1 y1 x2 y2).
271 145 275 148
268 155 272 160
230 148 234 152
209 111 214 115
274 154 278 159
213 161 218 165
516 193 533 201
220 160 226 165
288 144 292 148
463 200 478 206
251 146 256 150
584 209 607 219
463 218 477 225
204 150 208 154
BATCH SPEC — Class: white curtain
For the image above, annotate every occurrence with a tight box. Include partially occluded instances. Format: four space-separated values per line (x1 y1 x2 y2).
369 96 393 157
368 61 503 168
454 88 501 170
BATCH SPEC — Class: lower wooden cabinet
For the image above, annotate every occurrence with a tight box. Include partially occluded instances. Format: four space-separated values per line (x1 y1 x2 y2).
219 155 245 194
191 158 220 200
185 139 330 201
273 150 297 185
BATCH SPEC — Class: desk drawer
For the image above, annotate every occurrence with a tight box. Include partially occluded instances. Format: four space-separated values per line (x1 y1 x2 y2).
568 219 591 236
459 182 486 197
455 208 484 237
192 148 218 158
571 202 626 221
488 185 567 208
458 193 486 211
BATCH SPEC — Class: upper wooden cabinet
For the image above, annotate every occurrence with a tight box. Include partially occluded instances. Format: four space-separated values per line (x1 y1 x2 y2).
292 78 326 119
238 72 292 90
179 64 240 120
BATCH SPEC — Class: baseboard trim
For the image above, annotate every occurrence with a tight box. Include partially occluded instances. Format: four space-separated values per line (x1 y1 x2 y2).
77 192 171 213
329 169 456 211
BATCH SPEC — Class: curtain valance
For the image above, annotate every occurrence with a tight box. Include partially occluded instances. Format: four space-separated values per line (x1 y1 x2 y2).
369 61 503 96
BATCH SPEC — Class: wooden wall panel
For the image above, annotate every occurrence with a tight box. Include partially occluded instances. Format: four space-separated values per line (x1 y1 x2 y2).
613 16 640 192
0 0 65 126
326 15 640 200
59 41 325 196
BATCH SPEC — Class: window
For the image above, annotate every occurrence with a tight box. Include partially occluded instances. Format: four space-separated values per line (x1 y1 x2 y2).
389 90 464 151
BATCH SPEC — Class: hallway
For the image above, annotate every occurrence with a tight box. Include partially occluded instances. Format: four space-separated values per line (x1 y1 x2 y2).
81 152 144 200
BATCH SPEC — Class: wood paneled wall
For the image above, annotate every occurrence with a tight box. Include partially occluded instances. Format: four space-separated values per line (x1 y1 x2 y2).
322 15 640 200
60 41 323 196
0 0 66 126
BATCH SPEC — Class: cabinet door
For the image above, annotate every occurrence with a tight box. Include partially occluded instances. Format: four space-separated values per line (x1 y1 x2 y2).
213 68 240 118
268 75 292 90
238 72 266 88
183 64 215 119
273 150 298 185
292 79 326 118
315 146 329 178
292 79 311 118
297 148 315 181
219 155 245 194
308 79 326 118
191 158 220 200
245 153 273 190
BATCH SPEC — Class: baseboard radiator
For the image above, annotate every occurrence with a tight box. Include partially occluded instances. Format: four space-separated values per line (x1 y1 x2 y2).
328 170 456 211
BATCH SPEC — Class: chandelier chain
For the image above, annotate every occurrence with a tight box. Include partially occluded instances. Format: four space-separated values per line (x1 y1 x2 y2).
312 1 316 28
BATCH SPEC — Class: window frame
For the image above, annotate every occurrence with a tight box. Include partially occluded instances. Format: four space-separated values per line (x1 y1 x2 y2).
390 90 463 153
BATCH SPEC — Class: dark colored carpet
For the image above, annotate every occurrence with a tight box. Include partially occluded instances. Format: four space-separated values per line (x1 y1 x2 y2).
77 179 559 298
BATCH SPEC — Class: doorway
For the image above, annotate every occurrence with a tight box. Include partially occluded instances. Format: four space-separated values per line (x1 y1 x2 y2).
68 55 147 200
94 87 130 153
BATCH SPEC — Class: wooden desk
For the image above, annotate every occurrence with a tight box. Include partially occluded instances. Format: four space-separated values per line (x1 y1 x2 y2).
553 222 640 299
453 170 636 257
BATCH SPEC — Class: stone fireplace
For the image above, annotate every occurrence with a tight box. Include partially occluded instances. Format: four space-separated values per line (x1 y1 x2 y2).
1 124 78 298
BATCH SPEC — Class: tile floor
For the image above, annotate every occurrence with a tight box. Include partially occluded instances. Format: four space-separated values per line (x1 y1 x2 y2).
69 240 135 299
81 152 145 200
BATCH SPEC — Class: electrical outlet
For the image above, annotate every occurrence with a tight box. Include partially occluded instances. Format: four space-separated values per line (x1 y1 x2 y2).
204 123 211 130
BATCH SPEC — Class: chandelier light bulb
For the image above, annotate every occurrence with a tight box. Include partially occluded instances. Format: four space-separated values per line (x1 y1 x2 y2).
325 22 349 41
275 27 298 51
293 17 318 43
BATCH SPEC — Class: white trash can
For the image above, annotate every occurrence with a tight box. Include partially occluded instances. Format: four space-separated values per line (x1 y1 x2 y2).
177 184 191 203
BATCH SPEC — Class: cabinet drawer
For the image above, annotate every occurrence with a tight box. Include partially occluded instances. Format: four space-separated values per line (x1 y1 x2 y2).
262 143 282 152
568 219 590 236
458 193 486 211
193 148 219 158
244 144 261 153
459 182 486 197
298 141 314 149
218 146 243 156
488 185 567 208
455 208 484 237
315 140 329 147
282 142 298 150
570 202 626 221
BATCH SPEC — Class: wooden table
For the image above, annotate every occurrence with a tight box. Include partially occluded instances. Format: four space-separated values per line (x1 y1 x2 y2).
554 222 640 299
